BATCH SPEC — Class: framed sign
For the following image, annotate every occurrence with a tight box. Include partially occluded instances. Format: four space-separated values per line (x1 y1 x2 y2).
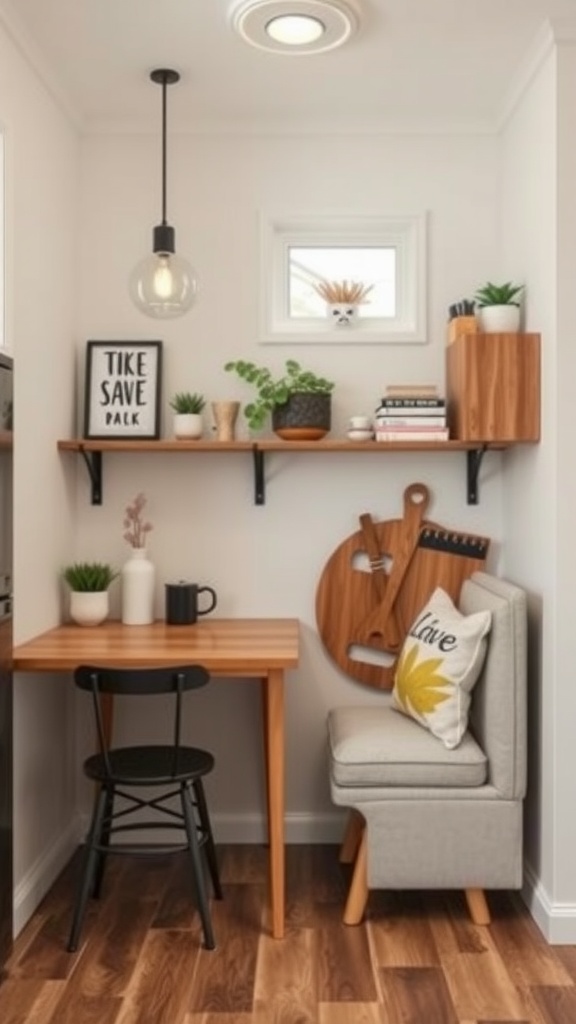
83 340 162 439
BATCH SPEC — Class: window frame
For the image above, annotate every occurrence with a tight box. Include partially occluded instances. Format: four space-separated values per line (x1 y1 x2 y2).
259 211 427 344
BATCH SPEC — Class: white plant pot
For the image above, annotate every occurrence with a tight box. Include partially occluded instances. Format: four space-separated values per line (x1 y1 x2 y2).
478 305 521 333
69 590 109 627
174 413 203 439
327 302 360 326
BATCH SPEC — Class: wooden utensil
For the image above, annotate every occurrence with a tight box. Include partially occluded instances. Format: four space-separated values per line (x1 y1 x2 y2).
315 487 490 690
357 483 429 653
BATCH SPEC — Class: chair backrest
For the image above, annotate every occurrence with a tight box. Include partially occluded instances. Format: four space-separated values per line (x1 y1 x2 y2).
459 572 527 800
74 664 210 772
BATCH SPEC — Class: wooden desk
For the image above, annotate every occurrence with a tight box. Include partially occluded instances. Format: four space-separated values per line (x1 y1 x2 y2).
13 617 300 939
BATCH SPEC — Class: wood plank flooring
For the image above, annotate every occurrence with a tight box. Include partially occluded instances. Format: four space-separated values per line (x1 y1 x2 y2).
1 844 576 1024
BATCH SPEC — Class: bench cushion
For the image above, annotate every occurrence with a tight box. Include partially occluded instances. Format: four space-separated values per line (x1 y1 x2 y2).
328 704 487 788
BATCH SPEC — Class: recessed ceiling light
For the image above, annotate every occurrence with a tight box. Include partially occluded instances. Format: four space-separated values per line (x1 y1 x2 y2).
231 0 358 55
266 15 325 46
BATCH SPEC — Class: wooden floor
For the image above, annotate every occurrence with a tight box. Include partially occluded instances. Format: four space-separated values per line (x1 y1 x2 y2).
1 844 576 1024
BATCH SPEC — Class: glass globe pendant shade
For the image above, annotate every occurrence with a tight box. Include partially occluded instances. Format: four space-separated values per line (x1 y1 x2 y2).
129 227 198 319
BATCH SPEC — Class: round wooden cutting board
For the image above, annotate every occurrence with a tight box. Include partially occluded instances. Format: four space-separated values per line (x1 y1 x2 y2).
315 484 490 690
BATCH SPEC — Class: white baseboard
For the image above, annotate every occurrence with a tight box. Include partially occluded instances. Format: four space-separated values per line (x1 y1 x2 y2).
212 810 346 844
77 808 347 846
14 815 82 937
12 809 346 936
522 860 576 943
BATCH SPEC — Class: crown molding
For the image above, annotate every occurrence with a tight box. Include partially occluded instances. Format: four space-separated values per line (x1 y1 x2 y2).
498 15 576 131
0 2 83 130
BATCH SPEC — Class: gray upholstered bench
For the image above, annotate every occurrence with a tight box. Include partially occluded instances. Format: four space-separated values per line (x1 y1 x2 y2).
327 571 527 925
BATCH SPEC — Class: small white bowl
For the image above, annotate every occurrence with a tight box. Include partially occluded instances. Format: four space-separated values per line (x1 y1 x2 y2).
347 429 374 442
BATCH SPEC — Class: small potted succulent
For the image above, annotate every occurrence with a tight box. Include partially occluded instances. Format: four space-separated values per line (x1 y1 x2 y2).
169 391 206 440
224 358 335 439
62 561 119 627
474 281 523 333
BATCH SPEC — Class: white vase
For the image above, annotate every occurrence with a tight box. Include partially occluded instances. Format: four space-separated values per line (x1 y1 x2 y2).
121 548 155 625
70 590 109 627
174 413 203 439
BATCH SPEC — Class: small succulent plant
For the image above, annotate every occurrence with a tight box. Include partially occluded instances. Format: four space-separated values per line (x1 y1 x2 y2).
474 281 523 307
169 391 206 414
63 562 119 592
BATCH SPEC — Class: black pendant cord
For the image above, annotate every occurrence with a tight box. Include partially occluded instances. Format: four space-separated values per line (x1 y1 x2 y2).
150 68 180 252
160 73 167 227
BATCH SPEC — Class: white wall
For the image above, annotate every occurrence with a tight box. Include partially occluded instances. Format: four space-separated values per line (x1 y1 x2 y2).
500 32 576 940
74 130 506 841
0 20 80 931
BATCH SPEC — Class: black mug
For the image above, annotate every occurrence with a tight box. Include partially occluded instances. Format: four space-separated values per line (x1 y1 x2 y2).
165 582 217 625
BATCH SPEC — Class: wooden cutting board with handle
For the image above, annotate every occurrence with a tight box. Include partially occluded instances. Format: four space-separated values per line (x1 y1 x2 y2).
315 483 490 690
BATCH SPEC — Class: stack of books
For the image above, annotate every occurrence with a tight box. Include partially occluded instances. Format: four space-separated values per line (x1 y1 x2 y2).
374 385 449 441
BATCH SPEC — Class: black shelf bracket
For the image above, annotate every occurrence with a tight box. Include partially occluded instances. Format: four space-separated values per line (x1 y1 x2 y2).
80 449 103 505
466 445 488 505
253 446 265 505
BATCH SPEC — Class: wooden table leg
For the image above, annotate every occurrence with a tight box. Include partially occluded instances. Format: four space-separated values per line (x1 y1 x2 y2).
264 668 285 939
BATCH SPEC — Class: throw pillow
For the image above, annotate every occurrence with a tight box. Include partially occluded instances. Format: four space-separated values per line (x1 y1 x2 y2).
392 587 491 749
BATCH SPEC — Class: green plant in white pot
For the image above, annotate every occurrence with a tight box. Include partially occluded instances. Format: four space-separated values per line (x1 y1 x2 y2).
63 562 119 627
224 358 335 439
474 281 523 333
169 391 206 439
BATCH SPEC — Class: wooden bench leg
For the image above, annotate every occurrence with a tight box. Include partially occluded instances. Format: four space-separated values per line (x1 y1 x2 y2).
465 887 491 925
343 826 368 925
339 809 365 864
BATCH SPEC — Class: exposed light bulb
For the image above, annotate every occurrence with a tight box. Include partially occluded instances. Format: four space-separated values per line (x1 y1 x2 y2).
129 250 198 319
153 256 176 300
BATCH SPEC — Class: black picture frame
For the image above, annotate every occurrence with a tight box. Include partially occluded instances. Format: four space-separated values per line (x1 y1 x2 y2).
83 341 163 440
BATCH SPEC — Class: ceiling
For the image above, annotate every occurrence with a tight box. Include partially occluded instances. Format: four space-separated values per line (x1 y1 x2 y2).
0 0 573 134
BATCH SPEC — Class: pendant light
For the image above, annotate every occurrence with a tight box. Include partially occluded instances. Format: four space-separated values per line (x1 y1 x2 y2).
129 68 198 318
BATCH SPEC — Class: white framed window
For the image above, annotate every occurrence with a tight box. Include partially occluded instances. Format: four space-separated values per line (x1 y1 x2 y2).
260 212 427 344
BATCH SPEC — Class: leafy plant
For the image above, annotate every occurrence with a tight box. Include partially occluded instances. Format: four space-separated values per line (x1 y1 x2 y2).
169 391 206 414
224 359 335 431
474 281 523 307
63 562 119 592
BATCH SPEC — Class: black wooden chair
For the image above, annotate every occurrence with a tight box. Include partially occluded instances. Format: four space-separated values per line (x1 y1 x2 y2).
68 663 222 952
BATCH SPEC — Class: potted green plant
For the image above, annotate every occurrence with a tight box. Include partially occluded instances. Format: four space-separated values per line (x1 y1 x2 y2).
62 561 119 627
474 281 523 333
169 391 206 440
224 358 335 438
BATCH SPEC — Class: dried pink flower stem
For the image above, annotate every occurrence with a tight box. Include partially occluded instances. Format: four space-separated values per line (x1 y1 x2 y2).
123 491 153 549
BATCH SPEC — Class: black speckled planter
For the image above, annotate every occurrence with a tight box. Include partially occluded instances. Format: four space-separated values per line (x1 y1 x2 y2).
272 393 332 440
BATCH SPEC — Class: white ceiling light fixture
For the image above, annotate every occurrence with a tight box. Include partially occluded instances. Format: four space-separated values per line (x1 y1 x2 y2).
231 0 358 55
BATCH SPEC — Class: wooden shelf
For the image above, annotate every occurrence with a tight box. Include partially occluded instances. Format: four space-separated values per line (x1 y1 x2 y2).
57 437 516 506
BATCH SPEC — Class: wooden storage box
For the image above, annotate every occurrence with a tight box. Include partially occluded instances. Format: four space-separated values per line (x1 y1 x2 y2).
446 332 540 442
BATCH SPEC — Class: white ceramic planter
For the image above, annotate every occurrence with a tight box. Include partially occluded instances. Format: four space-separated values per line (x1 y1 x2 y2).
174 413 203 439
478 305 521 333
327 302 360 326
69 590 109 627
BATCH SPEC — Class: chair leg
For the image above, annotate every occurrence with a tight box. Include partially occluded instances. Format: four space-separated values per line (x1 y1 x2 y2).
465 888 491 925
181 783 216 950
192 779 222 900
92 786 114 899
68 786 109 952
339 809 365 864
343 826 369 926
